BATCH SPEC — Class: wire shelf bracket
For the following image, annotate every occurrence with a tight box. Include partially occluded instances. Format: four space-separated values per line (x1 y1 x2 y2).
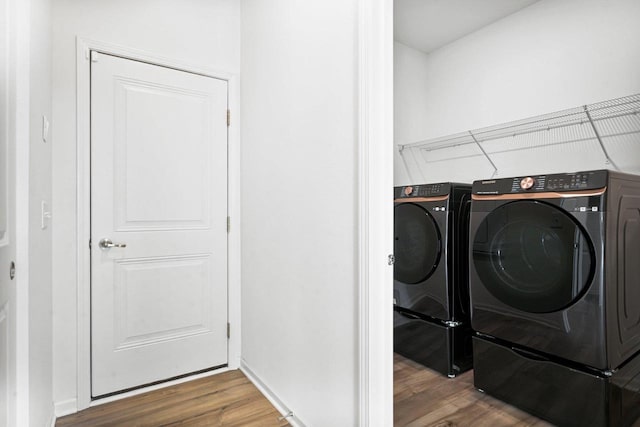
468 130 498 178
583 105 620 171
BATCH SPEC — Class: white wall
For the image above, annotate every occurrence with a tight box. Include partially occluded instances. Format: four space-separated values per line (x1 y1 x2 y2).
3 0 54 424
241 0 359 425
28 0 53 424
393 42 431 185
394 0 640 185
51 0 241 413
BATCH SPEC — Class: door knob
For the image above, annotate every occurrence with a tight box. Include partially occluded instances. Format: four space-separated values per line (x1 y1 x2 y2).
99 238 127 249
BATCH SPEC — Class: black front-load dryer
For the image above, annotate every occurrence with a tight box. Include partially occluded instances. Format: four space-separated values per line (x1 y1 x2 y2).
469 169 640 371
394 182 473 377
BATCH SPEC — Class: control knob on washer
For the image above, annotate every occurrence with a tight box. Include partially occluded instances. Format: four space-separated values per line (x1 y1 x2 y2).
520 177 535 190
404 186 414 196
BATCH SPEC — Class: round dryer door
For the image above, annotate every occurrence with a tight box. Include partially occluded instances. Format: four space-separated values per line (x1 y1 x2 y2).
472 200 595 313
394 203 441 284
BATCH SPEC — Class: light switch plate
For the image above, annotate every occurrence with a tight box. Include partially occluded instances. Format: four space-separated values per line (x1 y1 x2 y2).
41 200 51 229
42 115 50 142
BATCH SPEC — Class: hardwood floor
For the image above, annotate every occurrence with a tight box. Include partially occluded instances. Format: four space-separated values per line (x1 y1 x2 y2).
56 370 290 427
56 355 640 426
394 353 553 427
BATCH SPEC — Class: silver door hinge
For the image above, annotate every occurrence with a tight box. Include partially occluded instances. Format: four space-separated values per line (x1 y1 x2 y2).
227 110 231 127
227 322 230 339
388 254 395 265
89 239 92 249
227 216 230 233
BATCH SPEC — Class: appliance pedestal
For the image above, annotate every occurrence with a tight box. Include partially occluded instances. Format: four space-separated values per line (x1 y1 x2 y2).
394 308 473 377
473 335 640 427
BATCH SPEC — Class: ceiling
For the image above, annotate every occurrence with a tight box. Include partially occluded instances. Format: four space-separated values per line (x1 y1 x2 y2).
394 0 541 54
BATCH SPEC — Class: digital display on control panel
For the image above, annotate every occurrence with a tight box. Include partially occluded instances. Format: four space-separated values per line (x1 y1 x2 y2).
420 183 443 196
545 173 590 190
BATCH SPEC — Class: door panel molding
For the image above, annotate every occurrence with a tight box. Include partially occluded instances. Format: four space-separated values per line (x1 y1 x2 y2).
112 77 214 231
113 254 214 350
74 37 241 411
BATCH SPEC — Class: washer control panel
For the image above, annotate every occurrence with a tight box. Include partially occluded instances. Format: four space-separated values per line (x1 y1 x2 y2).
395 182 450 198
473 170 608 195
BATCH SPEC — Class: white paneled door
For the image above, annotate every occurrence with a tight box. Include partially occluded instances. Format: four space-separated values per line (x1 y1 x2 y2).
90 53 228 397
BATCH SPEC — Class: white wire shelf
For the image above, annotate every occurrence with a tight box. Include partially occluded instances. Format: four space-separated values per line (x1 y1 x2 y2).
398 94 640 183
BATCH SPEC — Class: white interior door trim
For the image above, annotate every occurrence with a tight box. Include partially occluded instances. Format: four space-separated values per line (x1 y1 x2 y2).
13 0 31 423
357 0 394 425
75 37 241 411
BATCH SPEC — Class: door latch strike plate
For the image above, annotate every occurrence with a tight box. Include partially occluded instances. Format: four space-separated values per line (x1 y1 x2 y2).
9 261 15 280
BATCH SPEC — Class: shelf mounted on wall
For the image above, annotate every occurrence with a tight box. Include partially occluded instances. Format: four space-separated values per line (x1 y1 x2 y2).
398 94 640 183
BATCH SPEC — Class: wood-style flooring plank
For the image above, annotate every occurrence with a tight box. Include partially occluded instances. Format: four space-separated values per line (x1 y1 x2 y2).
57 355 640 426
56 370 289 427
394 353 553 427
394 353 640 427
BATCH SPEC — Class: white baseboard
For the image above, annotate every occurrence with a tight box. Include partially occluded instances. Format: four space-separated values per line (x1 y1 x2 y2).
240 360 304 427
49 413 57 427
54 397 77 418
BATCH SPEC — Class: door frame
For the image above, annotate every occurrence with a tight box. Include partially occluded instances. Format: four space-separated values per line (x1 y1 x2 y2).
357 0 394 425
74 37 241 410
4 0 31 423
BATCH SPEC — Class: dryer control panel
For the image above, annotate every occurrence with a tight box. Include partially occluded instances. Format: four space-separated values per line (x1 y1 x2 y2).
472 170 609 195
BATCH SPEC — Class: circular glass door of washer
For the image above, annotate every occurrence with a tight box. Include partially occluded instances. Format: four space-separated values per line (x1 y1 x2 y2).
394 203 441 285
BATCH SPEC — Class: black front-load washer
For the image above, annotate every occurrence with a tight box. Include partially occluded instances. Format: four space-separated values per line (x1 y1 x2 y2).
469 170 640 427
393 182 472 377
